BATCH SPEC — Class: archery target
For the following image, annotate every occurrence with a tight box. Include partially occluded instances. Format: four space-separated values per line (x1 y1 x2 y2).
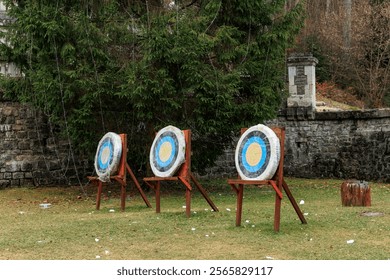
150 125 186 177
94 132 122 182
235 124 281 180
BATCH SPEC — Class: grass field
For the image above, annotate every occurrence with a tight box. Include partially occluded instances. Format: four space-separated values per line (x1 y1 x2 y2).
0 178 389 260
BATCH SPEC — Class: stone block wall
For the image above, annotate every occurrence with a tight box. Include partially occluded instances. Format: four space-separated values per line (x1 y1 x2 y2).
2 101 390 187
0 102 88 188
203 108 390 183
266 109 390 182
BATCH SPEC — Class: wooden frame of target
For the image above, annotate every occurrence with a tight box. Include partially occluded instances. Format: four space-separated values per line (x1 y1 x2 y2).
88 133 152 211
227 126 307 232
144 128 219 217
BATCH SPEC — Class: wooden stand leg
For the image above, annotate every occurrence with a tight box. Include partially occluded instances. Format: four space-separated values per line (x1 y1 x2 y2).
126 164 152 208
190 173 219 212
236 184 244 227
274 193 282 232
120 183 126 212
96 181 103 210
186 188 191 218
178 176 193 218
156 181 161 214
283 180 307 224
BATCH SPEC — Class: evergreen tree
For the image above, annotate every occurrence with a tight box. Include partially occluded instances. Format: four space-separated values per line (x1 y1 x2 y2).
0 0 304 173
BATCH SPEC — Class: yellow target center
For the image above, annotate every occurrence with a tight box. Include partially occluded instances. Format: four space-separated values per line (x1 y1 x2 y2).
100 147 110 164
159 141 172 162
246 143 262 166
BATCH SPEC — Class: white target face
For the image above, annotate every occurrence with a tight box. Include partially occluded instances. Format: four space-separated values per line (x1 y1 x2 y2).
235 124 280 180
94 132 122 182
149 125 186 177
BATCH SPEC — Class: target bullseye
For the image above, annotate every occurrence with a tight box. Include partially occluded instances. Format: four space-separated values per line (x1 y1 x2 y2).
94 132 122 182
235 124 280 180
245 141 262 167
150 125 186 177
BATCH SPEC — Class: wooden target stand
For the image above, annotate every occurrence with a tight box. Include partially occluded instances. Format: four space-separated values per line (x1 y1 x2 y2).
88 134 152 211
143 130 219 217
228 127 307 232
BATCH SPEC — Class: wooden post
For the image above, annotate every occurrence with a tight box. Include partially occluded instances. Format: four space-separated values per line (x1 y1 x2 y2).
341 180 371 207
119 134 127 211
96 181 103 210
236 184 244 227
156 181 161 214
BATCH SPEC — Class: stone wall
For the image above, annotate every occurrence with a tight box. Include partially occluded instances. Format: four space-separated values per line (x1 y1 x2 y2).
266 109 390 182
203 53 390 183
2 101 390 187
204 108 390 183
0 102 87 188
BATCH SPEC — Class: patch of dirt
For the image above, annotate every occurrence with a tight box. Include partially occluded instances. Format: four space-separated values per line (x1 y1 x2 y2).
360 211 384 217
316 82 365 111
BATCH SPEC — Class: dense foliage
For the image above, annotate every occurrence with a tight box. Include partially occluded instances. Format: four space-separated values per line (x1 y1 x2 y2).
0 0 304 173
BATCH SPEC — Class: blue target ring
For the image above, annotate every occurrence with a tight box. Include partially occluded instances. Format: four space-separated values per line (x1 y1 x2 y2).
237 131 271 179
235 124 280 180
241 136 267 173
154 134 177 169
150 126 186 177
94 132 122 182
97 140 113 170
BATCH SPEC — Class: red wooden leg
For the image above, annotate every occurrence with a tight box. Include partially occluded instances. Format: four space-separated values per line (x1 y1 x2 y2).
156 181 161 214
120 183 126 212
186 187 191 218
96 181 102 210
274 193 282 232
236 184 244 226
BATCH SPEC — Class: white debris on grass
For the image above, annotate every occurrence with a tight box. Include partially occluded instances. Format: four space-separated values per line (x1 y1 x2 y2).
304 213 309 216
95 238 100 242
245 220 250 223
265 256 274 260
96 255 101 259
191 227 196 231
226 208 231 212
347 240 355 244
109 209 115 213
18 211 25 215
299 200 305 205
39 203 51 209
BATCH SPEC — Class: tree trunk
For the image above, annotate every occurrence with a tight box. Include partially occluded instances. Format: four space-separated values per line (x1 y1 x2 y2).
326 0 331 17
341 180 371 207
343 0 352 49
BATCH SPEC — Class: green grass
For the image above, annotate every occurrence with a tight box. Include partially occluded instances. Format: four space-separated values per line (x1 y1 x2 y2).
0 178 389 260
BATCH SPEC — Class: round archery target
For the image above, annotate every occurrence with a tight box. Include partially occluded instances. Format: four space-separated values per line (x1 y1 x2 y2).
94 132 122 182
150 125 186 177
235 124 280 180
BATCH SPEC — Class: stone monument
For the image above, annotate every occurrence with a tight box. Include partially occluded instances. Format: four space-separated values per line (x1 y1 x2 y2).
286 53 318 119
